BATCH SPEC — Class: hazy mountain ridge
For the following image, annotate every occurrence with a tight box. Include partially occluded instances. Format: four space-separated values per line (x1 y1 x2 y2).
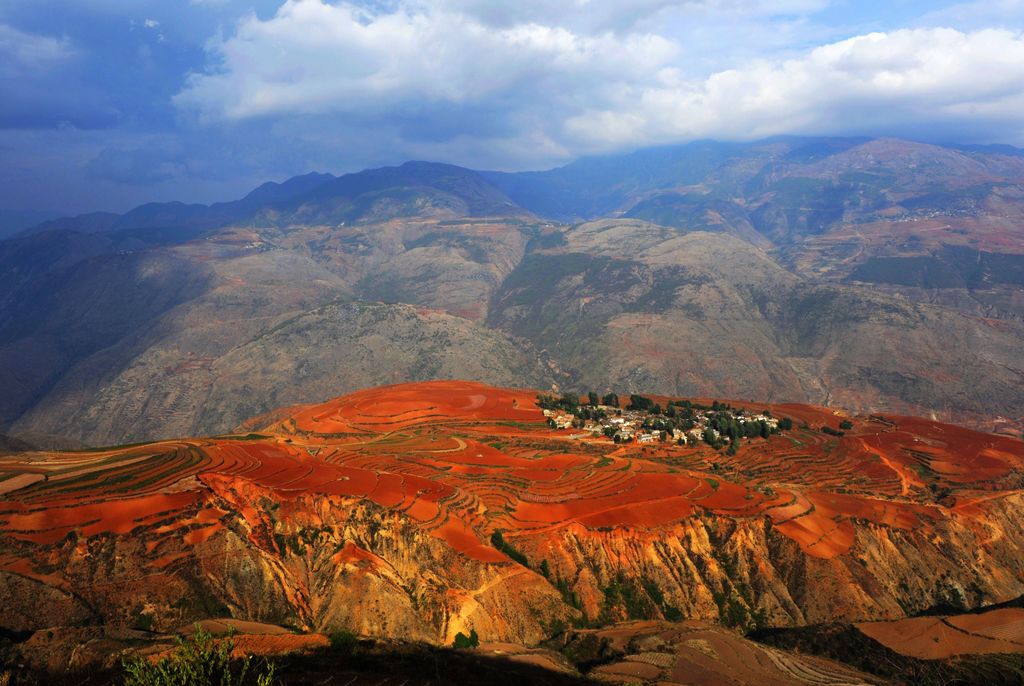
3 136 1024 445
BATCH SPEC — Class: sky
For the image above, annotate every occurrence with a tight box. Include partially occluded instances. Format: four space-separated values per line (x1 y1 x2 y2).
1 0 1023 215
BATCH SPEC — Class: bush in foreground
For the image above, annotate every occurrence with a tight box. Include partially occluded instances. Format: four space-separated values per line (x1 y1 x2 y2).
122 627 277 686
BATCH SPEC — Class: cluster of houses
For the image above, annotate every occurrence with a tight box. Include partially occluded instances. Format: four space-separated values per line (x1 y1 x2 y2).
542 403 779 446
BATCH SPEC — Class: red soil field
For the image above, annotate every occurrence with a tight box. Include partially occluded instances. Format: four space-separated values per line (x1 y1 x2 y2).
1 379 1022 595
857 607 1024 659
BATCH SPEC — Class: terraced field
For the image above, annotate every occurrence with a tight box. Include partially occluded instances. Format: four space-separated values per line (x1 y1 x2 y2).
576 620 880 685
857 607 1024 660
1 380 1023 652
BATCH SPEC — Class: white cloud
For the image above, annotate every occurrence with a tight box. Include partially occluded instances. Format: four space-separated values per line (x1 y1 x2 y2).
175 0 675 122
143 18 160 28
567 27 1024 149
174 1 1024 166
0 23 73 76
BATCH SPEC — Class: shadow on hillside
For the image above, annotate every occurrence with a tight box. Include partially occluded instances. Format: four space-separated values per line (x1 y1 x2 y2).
750 623 1024 686
1 636 599 686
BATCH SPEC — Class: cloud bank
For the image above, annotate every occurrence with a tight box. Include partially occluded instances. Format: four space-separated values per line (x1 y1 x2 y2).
174 0 1024 162
2 0 1024 213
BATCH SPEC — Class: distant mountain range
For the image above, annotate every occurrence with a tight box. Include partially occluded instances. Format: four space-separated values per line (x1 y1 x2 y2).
2 136 1024 446
0 209 62 239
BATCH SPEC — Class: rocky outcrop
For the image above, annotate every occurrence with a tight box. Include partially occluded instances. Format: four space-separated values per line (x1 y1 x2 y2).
514 498 1024 633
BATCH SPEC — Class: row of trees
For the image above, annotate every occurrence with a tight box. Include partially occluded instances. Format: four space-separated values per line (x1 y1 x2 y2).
540 391 745 415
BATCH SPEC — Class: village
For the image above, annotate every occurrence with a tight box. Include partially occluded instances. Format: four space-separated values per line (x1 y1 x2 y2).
538 392 786 453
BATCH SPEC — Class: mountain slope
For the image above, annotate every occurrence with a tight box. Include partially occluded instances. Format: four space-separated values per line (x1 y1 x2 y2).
3 136 1024 444
1 165 545 445
7 239 554 445
488 219 1024 428
192 301 556 437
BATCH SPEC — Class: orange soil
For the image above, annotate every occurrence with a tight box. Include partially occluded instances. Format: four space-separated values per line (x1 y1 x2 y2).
1 380 1022 578
948 608 1024 643
857 607 1024 659
229 633 329 657
181 619 293 635
582 620 876 686
152 627 328 661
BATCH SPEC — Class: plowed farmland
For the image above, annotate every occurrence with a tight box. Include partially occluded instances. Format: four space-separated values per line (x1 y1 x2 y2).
2 381 1024 654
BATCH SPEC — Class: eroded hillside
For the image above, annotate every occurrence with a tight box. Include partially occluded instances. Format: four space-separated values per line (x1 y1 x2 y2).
3 381 1023 649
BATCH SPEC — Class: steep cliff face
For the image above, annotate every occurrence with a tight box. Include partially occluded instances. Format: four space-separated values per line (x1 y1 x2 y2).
194 475 572 644
2 381 1023 648
9 490 1024 646
1 483 571 645
513 498 1024 633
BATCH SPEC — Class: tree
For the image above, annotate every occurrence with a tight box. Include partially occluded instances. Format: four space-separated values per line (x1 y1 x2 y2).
602 392 619 407
490 530 528 566
628 394 654 411
588 391 599 406
778 417 793 431
453 630 479 649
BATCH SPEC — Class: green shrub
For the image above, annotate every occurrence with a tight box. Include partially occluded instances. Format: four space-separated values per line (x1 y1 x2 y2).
131 608 155 632
538 559 551 579
121 627 277 686
490 530 529 566
328 628 358 655
452 629 479 649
